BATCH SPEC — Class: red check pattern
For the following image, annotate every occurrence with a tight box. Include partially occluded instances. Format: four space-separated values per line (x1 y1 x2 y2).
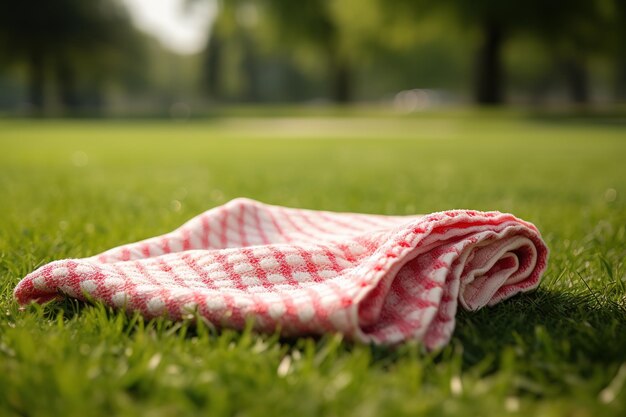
14 198 549 349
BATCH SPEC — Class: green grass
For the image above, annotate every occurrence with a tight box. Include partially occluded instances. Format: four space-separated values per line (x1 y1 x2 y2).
1 110 625 416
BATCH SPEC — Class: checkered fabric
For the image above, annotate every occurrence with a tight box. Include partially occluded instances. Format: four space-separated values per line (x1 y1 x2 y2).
14 198 548 349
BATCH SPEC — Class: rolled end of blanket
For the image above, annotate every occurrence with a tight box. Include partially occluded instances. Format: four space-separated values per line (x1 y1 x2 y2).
354 210 548 349
458 233 547 311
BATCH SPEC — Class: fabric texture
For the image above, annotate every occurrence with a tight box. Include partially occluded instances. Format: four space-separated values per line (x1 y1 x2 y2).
14 198 548 349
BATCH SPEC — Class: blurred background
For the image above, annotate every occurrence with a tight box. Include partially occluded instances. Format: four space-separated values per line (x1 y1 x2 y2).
0 0 624 116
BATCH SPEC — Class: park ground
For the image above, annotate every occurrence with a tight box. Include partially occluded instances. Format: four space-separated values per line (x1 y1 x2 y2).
0 108 625 416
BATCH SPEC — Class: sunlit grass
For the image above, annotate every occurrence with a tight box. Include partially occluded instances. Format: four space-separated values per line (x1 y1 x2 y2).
1 110 625 416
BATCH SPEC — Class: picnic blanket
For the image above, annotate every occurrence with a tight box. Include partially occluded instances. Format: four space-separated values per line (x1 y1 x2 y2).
14 198 548 349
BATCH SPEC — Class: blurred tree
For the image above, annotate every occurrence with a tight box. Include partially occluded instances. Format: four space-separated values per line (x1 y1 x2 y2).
196 0 230 101
262 0 353 103
329 0 472 100
204 17 225 100
610 0 626 100
0 0 143 113
188 0 261 102
525 0 615 104
391 0 611 104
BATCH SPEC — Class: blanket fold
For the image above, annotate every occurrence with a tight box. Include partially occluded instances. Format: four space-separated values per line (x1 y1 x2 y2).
14 198 548 348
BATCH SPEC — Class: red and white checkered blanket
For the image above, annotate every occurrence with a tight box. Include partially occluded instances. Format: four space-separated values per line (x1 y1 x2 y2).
14 198 548 348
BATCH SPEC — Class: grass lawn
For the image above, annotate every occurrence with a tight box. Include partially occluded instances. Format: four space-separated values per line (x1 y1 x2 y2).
1 109 625 416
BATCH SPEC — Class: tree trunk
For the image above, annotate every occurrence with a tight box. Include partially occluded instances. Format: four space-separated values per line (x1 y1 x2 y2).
203 31 222 101
475 21 504 105
56 59 79 112
563 57 589 104
329 50 352 103
28 51 45 113
241 34 259 102
614 2 626 101
616 57 626 101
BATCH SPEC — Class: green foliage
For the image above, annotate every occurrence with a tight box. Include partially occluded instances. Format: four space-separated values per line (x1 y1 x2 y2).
0 0 145 110
2 0 624 107
373 0 622 103
0 110 625 415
